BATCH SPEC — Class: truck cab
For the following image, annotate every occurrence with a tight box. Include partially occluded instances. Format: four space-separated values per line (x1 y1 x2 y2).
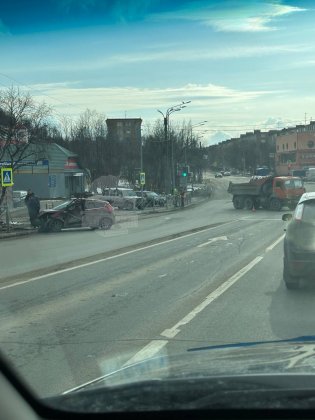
228 176 305 211
271 177 305 210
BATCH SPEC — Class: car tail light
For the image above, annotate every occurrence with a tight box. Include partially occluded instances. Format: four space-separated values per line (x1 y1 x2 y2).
294 204 304 222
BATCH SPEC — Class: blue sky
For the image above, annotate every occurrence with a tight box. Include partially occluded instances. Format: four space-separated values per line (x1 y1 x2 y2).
0 0 315 144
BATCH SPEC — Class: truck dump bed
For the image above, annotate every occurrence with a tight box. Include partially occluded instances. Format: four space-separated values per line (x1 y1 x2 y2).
227 181 261 196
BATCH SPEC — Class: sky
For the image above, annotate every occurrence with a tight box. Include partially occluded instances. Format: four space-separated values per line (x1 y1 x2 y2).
0 0 315 145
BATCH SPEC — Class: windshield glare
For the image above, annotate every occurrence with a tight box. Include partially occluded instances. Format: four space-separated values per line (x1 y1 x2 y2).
51 200 73 210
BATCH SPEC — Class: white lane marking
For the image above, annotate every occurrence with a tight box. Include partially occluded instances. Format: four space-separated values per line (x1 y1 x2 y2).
197 236 227 248
161 255 263 339
265 233 285 252
123 340 168 367
62 233 281 395
0 220 239 291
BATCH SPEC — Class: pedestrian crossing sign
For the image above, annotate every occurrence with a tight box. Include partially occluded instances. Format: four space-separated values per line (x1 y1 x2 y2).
1 167 14 187
140 172 145 185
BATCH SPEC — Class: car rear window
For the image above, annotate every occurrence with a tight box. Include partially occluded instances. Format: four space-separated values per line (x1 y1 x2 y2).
299 201 315 223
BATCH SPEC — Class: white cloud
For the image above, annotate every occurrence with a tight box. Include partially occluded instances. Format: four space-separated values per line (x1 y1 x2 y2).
29 82 277 120
108 43 311 64
14 43 311 77
149 1 306 32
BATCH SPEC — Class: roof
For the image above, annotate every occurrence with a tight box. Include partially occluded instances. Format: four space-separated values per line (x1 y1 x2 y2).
299 192 315 203
53 143 77 158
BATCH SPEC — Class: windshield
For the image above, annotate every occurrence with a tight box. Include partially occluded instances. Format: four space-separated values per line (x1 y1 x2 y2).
51 200 73 210
284 179 304 189
2 0 315 414
122 190 137 197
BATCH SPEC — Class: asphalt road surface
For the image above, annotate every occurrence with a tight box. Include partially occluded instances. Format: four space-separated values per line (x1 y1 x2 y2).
1 176 315 397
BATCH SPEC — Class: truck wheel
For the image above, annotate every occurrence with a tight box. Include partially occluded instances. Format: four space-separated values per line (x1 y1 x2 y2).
269 198 282 211
233 196 244 209
244 197 254 210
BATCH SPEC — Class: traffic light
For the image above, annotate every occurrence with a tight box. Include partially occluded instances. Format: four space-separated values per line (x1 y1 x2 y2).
181 165 189 177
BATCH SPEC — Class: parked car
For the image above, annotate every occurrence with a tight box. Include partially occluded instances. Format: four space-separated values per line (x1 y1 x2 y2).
282 192 315 289
102 187 140 210
13 190 28 207
215 172 223 178
223 171 231 176
38 197 115 232
135 191 166 208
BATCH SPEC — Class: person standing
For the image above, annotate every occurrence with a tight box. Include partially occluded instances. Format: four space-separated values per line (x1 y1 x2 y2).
25 190 40 227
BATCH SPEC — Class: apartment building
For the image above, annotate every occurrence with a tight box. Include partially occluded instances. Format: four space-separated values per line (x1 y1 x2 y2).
275 122 315 175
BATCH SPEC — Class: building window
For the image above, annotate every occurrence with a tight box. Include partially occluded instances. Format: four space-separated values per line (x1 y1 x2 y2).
294 142 296 149
282 144 285 150
277 145 279 151
286 143 288 149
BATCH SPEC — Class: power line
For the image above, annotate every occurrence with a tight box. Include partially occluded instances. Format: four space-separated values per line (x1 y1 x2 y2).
0 72 88 119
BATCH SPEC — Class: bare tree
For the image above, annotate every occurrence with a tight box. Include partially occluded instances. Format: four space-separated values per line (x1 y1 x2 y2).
0 86 52 205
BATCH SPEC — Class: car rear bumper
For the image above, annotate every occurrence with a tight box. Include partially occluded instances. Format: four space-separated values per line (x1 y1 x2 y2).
286 256 315 278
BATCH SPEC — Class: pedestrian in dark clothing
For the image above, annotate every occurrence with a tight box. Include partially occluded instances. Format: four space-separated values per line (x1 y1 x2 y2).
25 190 40 227
24 189 32 204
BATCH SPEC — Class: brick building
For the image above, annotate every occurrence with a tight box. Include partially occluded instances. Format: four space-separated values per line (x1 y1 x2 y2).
275 122 315 175
106 118 142 143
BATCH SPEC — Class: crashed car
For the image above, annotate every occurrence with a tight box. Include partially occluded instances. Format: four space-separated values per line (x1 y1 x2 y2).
38 198 115 232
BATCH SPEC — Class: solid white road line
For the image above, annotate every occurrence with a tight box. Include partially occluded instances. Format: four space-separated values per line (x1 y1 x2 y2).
161 256 263 339
265 233 285 252
123 340 168 367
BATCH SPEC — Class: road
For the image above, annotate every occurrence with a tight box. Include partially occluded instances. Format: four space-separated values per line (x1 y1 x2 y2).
1 176 315 398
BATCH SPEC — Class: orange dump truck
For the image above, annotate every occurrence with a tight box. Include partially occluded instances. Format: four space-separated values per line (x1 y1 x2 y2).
228 176 305 211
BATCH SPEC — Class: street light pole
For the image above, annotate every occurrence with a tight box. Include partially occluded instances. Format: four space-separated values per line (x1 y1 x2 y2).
157 101 191 194
188 121 208 164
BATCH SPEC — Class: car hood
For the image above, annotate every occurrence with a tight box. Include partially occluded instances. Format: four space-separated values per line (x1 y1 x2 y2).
65 336 315 392
39 209 60 214
46 337 315 412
